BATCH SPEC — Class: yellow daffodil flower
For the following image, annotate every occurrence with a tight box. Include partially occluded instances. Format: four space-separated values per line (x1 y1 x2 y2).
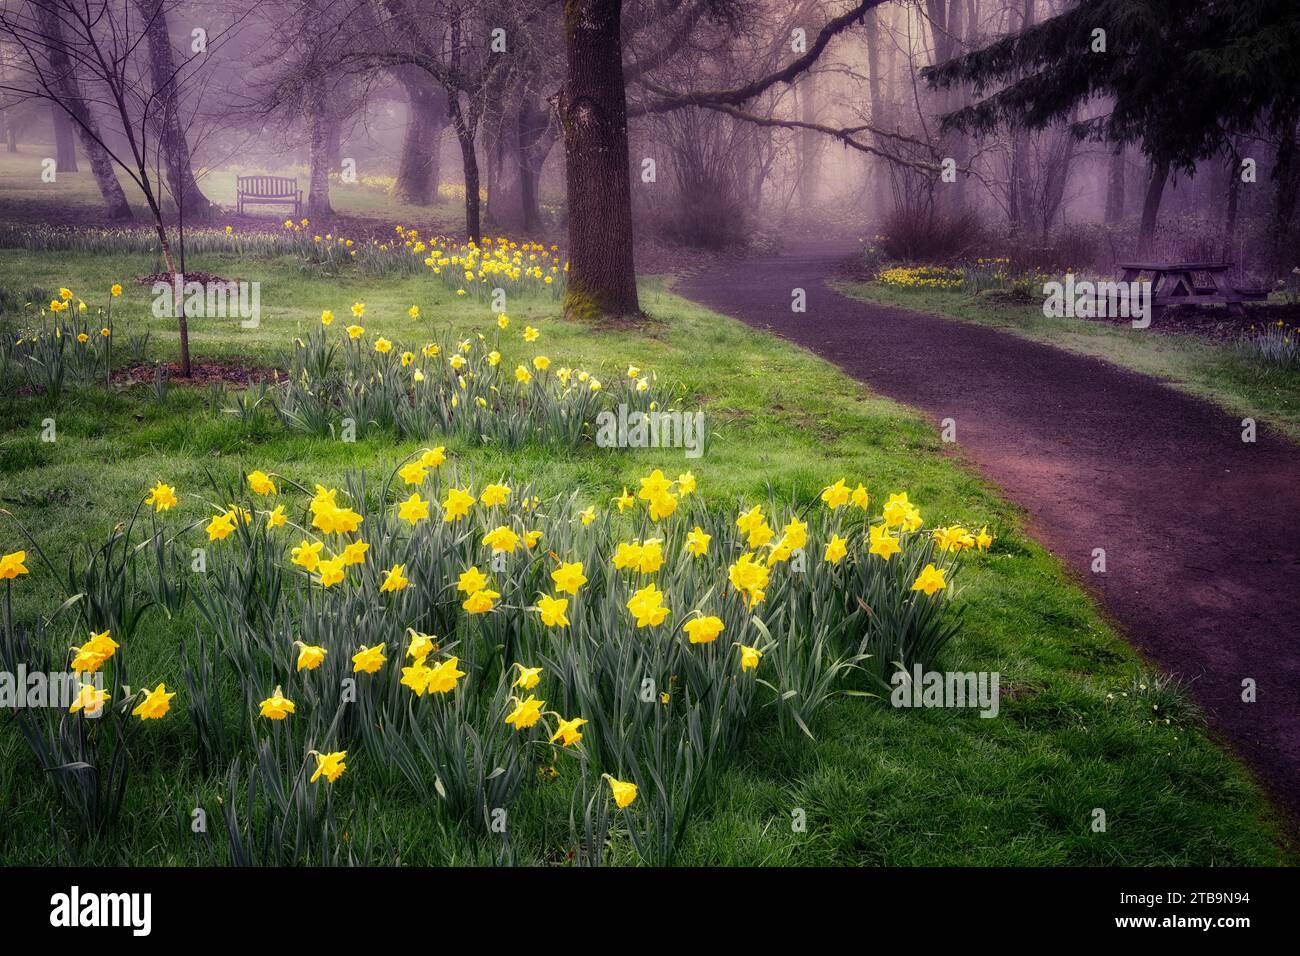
291 540 324 572
380 564 409 592
821 478 850 509
295 643 326 671
352 643 387 674
480 482 512 507
514 665 543 690
536 594 569 627
683 615 724 645
868 524 901 561
550 717 586 748
505 694 545 729
145 482 177 511
457 566 488 594
311 751 347 783
462 589 499 614
0 551 29 580
605 775 638 808
426 656 466 694
482 525 521 554
132 683 175 720
684 526 711 557
247 470 276 495
911 563 947 596
442 487 475 522
551 561 587 595
398 493 430 525
69 682 110 716
626 583 669 628
259 686 295 719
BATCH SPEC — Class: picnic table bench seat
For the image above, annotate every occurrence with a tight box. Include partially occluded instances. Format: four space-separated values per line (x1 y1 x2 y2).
1116 261 1267 317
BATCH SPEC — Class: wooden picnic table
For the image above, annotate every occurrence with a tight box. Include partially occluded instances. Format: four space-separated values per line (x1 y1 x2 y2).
1117 261 1267 317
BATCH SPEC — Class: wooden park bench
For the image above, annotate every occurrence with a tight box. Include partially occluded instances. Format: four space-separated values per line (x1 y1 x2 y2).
236 175 302 218
1117 261 1268 318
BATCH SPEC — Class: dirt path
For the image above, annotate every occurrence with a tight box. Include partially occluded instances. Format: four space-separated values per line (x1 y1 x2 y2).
679 241 1300 826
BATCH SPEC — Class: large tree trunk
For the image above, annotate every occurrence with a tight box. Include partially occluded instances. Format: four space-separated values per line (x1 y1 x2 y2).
444 11 481 243
447 95 481 243
394 74 445 205
1007 0 1034 227
797 74 820 208
486 105 524 229
945 0 968 208
1104 143 1125 224
561 0 639 319
517 96 554 233
1136 158 1170 257
326 116 342 170
1270 116 1299 273
863 7 888 218
306 79 334 217
51 103 77 171
35 6 132 221
1040 121 1077 240
135 0 213 221
1222 141 1240 257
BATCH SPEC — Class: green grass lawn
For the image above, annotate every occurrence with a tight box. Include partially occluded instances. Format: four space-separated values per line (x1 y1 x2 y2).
0 244 1293 865
843 280 1300 441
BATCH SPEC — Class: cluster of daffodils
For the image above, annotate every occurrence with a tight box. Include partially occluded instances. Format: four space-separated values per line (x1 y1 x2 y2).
44 283 119 318
874 259 1053 298
1 283 129 400
1238 317 1300 368
268 218 566 294
393 226 565 300
1 456 988 862
277 312 670 448
876 265 965 289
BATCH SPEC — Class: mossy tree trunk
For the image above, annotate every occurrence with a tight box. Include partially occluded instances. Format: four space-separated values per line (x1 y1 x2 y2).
560 0 640 319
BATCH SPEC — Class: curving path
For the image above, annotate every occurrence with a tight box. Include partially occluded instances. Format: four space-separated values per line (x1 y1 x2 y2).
680 241 1300 826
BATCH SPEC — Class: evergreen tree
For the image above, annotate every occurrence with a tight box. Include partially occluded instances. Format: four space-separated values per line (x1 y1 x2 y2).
926 0 1300 256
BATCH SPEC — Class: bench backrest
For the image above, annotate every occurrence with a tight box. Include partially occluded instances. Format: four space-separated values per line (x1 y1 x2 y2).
237 175 298 197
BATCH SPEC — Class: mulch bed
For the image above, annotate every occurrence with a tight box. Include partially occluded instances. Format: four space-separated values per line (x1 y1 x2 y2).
136 271 238 287
112 361 281 387
1073 302 1300 341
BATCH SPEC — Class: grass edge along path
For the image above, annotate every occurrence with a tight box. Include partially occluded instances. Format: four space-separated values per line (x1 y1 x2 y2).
841 280 1300 442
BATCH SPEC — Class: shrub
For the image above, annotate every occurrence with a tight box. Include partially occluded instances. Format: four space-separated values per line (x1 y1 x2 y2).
992 223 1104 274
879 207 985 262
656 179 748 250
